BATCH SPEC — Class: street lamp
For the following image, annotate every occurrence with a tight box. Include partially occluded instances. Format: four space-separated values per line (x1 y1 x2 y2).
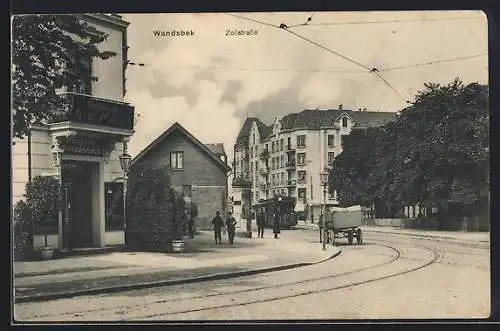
119 151 132 239
320 168 329 251
51 142 64 250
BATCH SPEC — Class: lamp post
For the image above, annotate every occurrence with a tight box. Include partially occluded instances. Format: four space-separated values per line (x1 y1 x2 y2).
119 149 132 243
320 168 329 251
50 142 64 250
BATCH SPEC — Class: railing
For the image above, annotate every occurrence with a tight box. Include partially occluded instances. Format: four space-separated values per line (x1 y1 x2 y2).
297 178 307 184
297 144 307 149
259 150 270 159
285 162 296 168
50 92 134 130
286 145 296 152
287 180 297 186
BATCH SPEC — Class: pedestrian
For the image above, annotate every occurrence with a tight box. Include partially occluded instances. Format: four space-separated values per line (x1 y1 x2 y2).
257 209 265 238
212 211 223 244
188 214 195 239
273 212 281 239
226 211 237 244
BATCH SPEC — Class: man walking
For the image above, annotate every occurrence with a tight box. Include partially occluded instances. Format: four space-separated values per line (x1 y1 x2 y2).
226 212 237 244
212 211 223 244
257 209 265 238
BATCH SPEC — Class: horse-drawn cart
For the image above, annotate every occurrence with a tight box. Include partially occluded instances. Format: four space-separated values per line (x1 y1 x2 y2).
324 205 364 245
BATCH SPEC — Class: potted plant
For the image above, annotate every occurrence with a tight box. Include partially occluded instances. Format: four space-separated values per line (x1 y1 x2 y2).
25 176 60 260
171 191 188 253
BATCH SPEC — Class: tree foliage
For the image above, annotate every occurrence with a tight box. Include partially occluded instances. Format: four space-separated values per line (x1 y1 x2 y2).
330 78 489 224
25 175 60 234
126 161 187 251
12 14 116 139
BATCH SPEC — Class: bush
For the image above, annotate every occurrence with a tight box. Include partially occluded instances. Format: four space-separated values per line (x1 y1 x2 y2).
13 200 32 260
25 176 59 235
126 162 187 251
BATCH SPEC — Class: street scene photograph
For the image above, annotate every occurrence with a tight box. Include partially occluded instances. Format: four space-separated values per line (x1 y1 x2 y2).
11 11 490 322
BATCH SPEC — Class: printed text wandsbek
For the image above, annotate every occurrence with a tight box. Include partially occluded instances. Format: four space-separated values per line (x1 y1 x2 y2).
153 30 195 37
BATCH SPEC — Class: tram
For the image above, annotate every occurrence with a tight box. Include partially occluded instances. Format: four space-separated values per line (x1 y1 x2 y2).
256 196 298 229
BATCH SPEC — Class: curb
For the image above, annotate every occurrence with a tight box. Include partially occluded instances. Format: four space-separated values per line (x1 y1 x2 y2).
15 249 341 304
362 228 490 246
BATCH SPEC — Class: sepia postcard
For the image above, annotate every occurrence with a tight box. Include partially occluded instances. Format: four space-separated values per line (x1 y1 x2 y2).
11 11 490 323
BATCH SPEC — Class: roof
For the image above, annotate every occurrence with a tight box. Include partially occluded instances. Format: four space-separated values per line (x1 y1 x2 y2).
204 143 226 156
131 122 231 172
235 117 274 145
280 108 396 131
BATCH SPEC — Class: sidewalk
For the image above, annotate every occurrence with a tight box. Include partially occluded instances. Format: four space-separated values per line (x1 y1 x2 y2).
14 228 340 303
295 221 489 246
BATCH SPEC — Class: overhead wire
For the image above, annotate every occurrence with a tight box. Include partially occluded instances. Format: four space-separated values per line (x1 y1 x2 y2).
380 53 487 72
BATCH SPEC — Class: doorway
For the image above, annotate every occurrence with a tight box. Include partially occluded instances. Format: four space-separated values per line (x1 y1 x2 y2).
62 160 95 248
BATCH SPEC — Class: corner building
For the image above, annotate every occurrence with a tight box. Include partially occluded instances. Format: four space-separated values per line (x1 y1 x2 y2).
12 14 134 251
232 106 396 224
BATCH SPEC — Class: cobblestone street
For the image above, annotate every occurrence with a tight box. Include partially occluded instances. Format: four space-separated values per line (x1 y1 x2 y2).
14 228 490 321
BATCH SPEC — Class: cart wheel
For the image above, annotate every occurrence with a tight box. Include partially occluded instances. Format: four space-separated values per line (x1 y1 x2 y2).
347 231 354 245
356 228 363 245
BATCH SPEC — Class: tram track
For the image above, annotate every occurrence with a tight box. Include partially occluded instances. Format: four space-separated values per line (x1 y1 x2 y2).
21 242 442 321
129 244 440 320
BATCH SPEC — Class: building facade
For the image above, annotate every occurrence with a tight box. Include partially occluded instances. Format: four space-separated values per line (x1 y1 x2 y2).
130 122 232 230
232 106 397 223
12 14 134 250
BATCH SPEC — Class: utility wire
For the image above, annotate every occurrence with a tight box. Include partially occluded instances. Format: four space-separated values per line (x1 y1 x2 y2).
380 53 487 72
373 71 408 102
293 15 484 27
225 13 280 28
173 65 365 74
283 28 372 71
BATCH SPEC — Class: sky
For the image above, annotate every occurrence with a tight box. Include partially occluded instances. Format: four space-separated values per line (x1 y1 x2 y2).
121 11 488 167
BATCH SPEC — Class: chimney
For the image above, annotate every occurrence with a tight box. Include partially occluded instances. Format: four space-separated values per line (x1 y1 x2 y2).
338 104 343 110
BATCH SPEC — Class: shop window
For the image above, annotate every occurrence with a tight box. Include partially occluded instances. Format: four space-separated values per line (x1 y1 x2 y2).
105 182 124 231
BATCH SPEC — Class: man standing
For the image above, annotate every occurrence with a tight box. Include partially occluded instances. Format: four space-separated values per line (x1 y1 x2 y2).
212 211 223 244
273 212 281 239
226 212 237 244
257 209 265 238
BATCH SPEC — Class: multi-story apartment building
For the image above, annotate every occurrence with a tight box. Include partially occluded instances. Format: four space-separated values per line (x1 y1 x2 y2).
12 14 134 251
232 106 397 223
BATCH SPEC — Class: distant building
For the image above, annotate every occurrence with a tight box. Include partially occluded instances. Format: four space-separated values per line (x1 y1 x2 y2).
232 106 397 224
131 122 232 230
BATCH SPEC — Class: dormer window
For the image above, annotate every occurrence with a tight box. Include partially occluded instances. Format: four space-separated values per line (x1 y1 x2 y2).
342 117 348 128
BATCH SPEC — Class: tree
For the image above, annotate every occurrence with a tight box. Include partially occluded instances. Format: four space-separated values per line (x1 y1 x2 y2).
12 14 116 139
330 78 488 227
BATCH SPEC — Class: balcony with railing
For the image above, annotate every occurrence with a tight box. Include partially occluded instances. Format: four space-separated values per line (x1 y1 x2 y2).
297 177 307 184
259 182 269 190
50 92 134 130
287 180 297 187
285 145 296 153
259 149 270 160
285 161 296 169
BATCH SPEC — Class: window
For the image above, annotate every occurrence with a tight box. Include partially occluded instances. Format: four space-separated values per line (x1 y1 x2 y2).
280 156 284 168
297 135 306 147
250 163 253 174
253 134 256 144
272 174 275 185
105 182 124 231
298 171 306 181
328 134 335 146
170 152 184 169
69 56 92 94
328 152 335 166
297 153 306 165
342 117 348 128
271 142 275 153
255 160 259 171
272 158 275 170
287 137 291 148
182 184 192 198
280 139 284 151
298 188 307 200
281 173 284 185
250 148 253 158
